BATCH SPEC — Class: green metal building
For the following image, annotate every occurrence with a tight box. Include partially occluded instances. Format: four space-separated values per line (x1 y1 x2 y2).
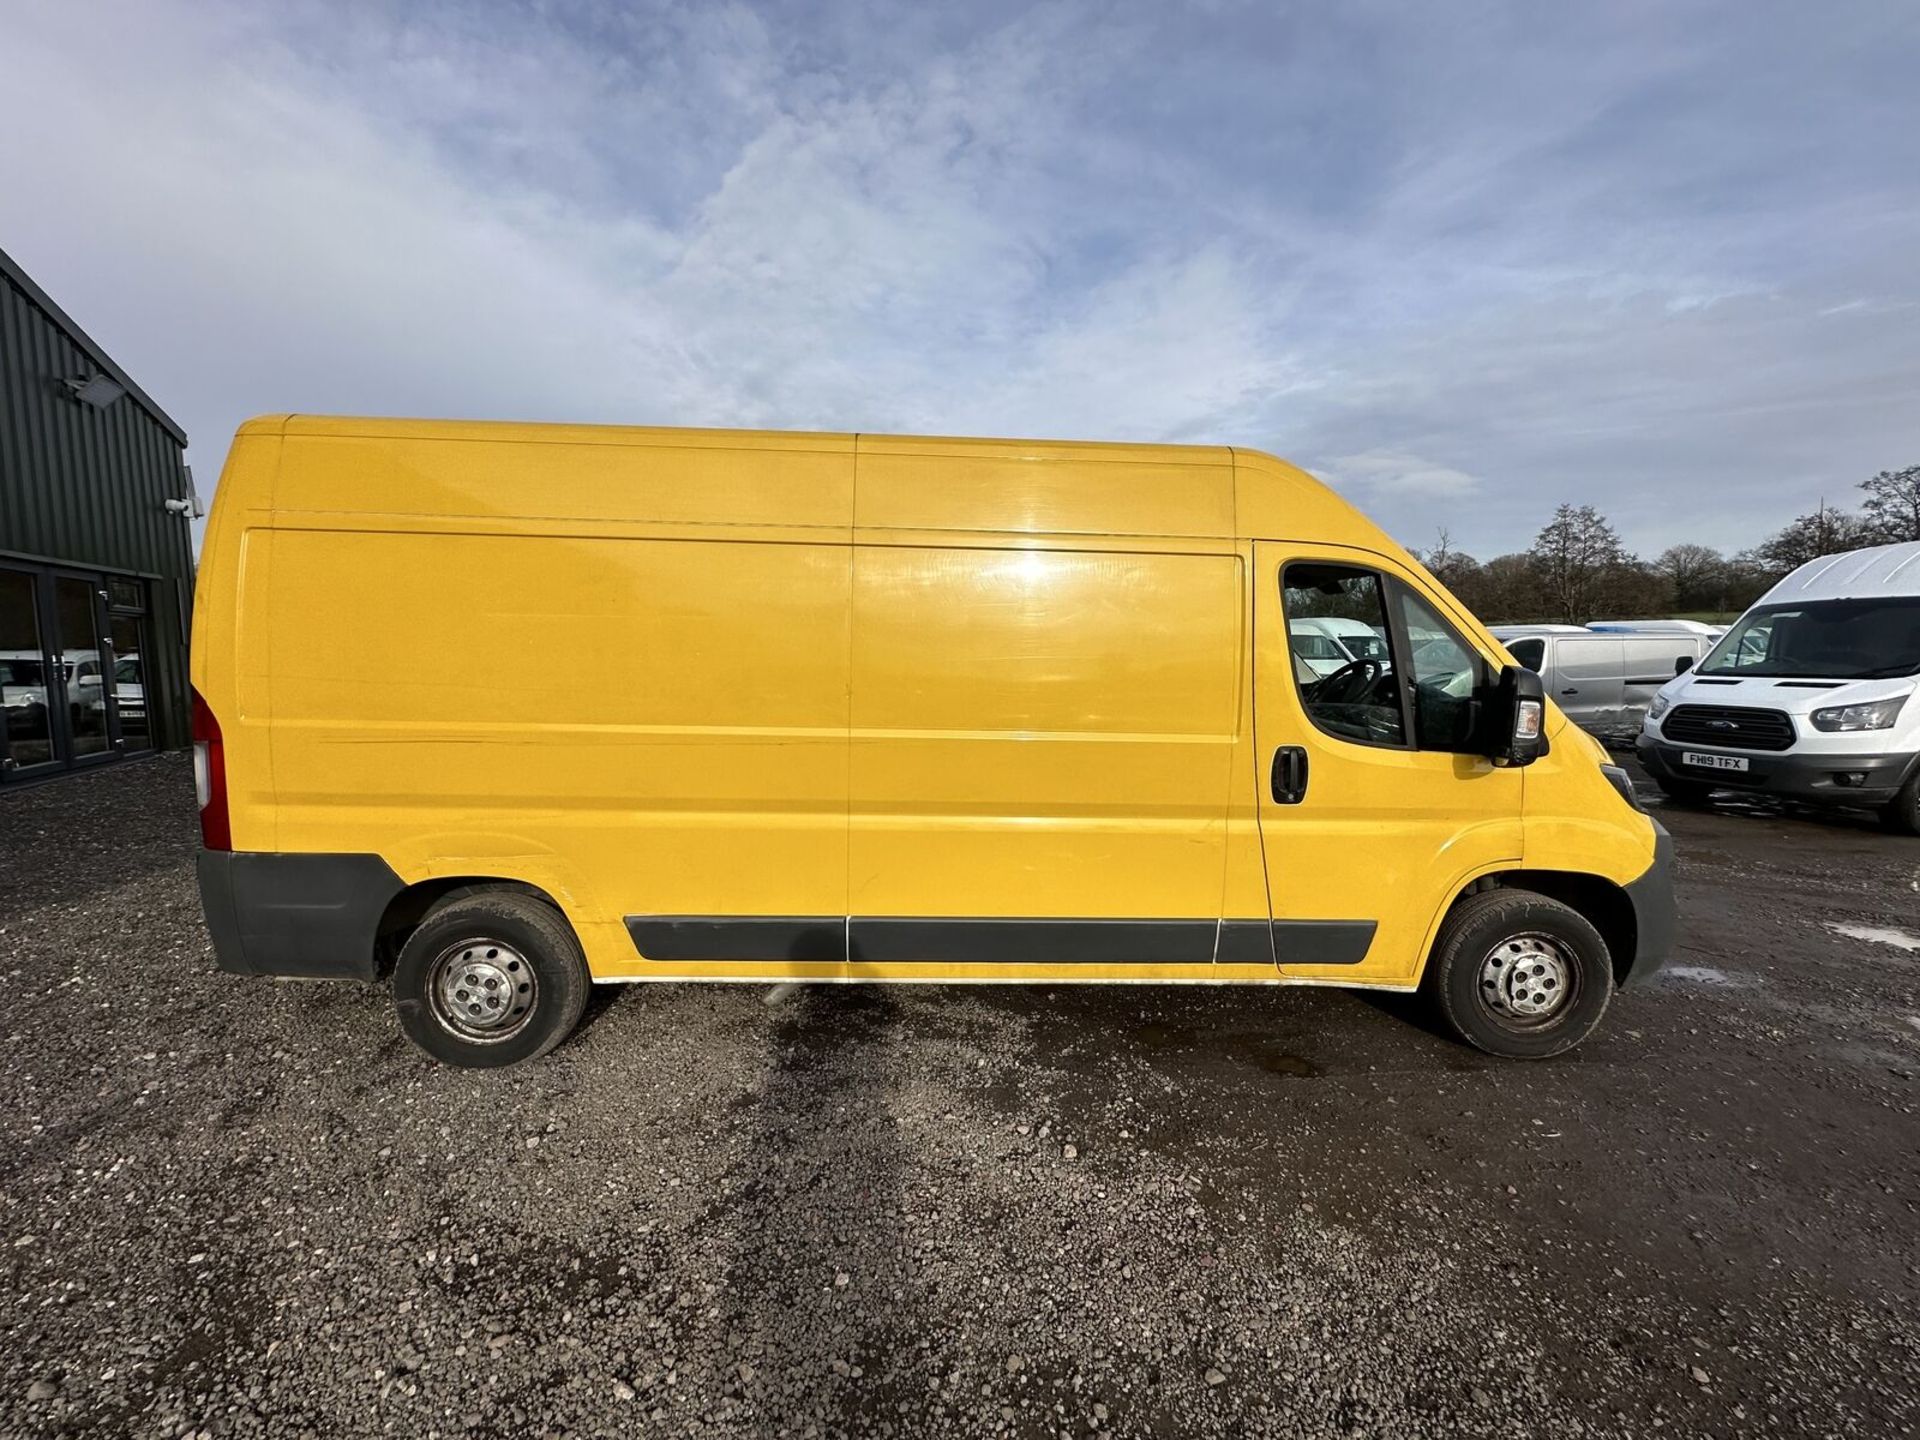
1 244 195 784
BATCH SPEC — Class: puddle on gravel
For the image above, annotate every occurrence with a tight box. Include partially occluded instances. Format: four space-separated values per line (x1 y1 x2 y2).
1222 1036 1322 1078
1255 1052 1320 1078
1826 923 1920 954
1661 964 1743 986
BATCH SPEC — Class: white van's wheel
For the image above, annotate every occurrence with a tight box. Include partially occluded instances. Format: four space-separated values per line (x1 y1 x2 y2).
1653 774 1714 806
1425 890 1613 1059
393 892 590 1068
1880 770 1920 836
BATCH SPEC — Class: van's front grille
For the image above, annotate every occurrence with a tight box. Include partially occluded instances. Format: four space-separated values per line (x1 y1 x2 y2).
1661 704 1797 752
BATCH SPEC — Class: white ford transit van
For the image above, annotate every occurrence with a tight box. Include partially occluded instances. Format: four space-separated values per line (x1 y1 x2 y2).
1637 541 1920 832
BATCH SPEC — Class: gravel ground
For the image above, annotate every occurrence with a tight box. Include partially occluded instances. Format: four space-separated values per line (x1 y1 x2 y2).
2 753 1917 1439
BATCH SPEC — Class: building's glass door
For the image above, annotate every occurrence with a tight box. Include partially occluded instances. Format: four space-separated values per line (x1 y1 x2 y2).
2 563 157 780
0 567 60 777
53 574 115 762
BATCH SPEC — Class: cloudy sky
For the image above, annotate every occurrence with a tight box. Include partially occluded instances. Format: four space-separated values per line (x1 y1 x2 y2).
2 0 1915 557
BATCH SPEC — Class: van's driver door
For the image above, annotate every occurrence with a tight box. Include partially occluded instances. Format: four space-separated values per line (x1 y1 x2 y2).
1252 544 1524 985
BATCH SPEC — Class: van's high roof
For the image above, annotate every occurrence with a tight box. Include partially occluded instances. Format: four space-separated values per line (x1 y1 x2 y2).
224 414 1412 559
1764 541 1920 605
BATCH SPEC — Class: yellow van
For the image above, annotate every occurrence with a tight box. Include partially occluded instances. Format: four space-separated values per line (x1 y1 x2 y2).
192 417 1674 1067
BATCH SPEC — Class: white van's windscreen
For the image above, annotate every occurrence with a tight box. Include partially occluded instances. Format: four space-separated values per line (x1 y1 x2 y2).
1698 598 1920 680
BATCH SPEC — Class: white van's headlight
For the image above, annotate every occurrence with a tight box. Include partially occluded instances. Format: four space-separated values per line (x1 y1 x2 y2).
1809 695 1908 732
1648 694 1671 720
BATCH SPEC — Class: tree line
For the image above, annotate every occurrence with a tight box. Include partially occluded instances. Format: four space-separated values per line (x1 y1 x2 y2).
1414 465 1920 624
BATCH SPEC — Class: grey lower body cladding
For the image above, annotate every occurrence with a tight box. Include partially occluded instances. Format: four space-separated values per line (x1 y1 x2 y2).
623 916 1377 967
198 851 403 982
194 849 1381 978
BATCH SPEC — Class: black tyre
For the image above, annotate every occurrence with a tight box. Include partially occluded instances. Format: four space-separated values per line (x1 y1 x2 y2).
1880 769 1920 836
1654 774 1715 806
1423 890 1613 1059
393 891 591 1068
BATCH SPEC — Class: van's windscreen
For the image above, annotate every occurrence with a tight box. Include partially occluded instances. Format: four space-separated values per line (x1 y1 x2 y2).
1697 598 1920 679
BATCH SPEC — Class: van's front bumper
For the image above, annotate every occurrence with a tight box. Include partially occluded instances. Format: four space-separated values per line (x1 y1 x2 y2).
198 851 404 981
1636 739 1914 806
1621 822 1676 987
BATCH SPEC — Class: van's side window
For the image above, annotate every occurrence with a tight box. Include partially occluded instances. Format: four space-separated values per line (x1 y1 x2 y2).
1280 564 1407 747
1396 587 1488 750
1507 637 1545 672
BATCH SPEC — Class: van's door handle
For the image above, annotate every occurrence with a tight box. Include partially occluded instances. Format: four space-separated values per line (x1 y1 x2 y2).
1560 687 1579 695
1271 746 1309 805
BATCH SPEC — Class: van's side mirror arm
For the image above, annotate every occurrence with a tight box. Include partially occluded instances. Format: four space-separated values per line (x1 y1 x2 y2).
1486 664 1547 767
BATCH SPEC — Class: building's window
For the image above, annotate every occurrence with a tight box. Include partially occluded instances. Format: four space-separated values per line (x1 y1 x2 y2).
1397 587 1488 751
107 576 145 612
1281 563 1407 746
0 569 56 770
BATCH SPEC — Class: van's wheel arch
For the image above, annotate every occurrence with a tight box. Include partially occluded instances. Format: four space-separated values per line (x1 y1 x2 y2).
1422 889 1614 1059
391 890 590 1068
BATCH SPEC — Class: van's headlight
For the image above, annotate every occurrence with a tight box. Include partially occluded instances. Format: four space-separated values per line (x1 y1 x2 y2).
1648 694 1671 720
1809 695 1908 732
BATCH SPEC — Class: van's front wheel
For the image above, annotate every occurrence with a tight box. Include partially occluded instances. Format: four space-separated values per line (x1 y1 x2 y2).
1879 769 1920 836
393 892 591 1068
1425 890 1613 1059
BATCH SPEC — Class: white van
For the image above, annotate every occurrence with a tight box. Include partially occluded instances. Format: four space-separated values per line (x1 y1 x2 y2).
1637 541 1920 832
1494 629 1712 738
1286 616 1390 677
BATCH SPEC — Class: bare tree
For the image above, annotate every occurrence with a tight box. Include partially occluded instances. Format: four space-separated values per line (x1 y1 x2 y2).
1416 526 1483 594
1655 543 1727 612
1860 465 1920 543
1529 504 1628 623
1753 501 1872 575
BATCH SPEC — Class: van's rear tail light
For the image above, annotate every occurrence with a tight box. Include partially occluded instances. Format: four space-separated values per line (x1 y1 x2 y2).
191 687 232 851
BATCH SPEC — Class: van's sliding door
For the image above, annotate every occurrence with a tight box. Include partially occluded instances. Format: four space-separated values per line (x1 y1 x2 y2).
845 537 1240 976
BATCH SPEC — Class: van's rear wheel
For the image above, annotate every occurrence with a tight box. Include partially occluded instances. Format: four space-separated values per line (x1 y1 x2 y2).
1425 890 1613 1059
393 892 590 1068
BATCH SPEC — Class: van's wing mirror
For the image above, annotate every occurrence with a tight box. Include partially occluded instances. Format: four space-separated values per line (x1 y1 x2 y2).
1487 663 1547 767
1674 654 1694 675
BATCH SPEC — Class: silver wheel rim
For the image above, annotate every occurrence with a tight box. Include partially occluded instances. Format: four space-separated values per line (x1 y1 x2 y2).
427 938 538 1044
1478 932 1576 1029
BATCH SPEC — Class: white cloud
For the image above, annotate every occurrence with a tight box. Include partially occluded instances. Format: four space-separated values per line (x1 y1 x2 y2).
1320 451 1483 501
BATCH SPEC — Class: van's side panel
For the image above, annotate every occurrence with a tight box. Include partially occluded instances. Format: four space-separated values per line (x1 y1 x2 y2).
261 431 856 980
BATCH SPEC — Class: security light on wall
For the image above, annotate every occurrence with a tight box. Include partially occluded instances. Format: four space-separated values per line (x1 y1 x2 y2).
61 372 126 409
